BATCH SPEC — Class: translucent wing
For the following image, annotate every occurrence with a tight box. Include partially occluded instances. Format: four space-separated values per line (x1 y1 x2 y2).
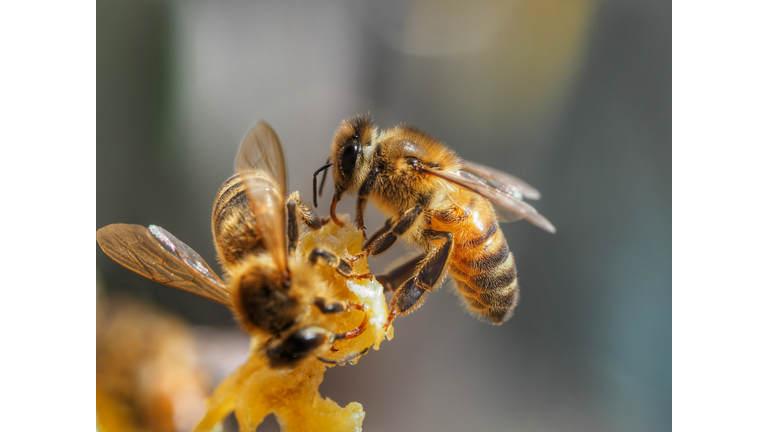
449 170 524 223
235 121 287 190
423 167 556 233
96 224 231 306
460 160 541 200
234 121 289 274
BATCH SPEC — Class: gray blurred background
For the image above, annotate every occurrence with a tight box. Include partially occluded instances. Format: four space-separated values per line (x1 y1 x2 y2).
97 0 670 431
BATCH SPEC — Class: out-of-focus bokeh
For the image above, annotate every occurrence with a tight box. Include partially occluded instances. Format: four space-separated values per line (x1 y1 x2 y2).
97 0 670 431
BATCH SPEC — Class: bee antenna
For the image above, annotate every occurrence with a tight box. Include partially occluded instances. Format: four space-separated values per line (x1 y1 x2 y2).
316 345 372 365
313 161 332 207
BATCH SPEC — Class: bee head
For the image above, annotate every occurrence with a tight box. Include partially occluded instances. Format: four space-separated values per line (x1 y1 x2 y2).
329 114 376 199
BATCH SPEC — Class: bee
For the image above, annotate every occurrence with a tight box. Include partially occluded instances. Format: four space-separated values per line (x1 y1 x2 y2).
313 115 555 326
97 121 369 369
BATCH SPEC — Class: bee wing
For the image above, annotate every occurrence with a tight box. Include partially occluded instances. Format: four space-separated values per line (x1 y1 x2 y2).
235 121 287 190
234 121 289 273
459 160 541 200
423 167 556 234
96 224 231 307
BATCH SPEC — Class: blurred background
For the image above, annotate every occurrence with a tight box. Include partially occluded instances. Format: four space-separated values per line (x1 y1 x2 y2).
97 0 670 430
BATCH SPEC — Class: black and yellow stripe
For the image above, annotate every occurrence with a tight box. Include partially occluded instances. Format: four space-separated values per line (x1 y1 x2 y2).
211 173 274 268
440 206 519 325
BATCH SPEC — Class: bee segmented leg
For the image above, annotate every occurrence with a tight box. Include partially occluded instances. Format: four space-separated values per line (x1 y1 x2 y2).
309 248 373 280
376 254 425 293
287 199 300 255
363 219 393 250
369 206 423 256
383 310 398 333
388 230 453 315
349 206 424 265
333 314 368 341
355 166 380 234
317 345 372 365
390 277 429 315
415 229 453 288
286 192 323 255
292 193 323 230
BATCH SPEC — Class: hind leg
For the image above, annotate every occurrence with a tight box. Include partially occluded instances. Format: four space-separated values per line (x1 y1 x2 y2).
385 230 453 327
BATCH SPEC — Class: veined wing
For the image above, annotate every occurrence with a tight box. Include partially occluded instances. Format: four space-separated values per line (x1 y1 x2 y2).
96 224 231 307
423 167 556 233
235 121 287 188
460 160 541 200
235 121 289 275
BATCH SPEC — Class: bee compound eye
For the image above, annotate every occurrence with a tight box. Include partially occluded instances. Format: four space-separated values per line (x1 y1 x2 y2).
266 326 330 367
340 141 360 177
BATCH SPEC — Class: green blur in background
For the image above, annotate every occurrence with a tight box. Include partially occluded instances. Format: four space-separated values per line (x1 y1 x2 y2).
97 0 670 431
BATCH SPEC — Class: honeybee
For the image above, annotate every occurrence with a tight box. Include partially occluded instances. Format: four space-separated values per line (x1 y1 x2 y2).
313 115 555 325
97 121 369 369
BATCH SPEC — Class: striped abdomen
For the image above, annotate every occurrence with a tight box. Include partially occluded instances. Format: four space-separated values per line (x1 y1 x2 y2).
431 195 519 324
211 173 273 268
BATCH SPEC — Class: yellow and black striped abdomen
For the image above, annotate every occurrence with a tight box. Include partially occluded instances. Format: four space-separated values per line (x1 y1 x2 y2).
211 173 274 269
433 196 519 324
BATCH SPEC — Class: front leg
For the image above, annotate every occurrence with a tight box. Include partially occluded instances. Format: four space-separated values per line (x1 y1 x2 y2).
355 166 379 233
309 248 372 280
286 192 323 255
349 206 423 265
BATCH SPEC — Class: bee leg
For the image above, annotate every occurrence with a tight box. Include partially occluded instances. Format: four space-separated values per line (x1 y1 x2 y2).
376 253 425 293
289 192 323 230
415 229 454 289
286 199 300 255
390 277 427 314
286 193 323 255
313 298 365 314
362 218 393 250
388 230 453 316
355 166 380 233
349 206 423 265
317 345 372 365
333 314 368 340
309 248 373 280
